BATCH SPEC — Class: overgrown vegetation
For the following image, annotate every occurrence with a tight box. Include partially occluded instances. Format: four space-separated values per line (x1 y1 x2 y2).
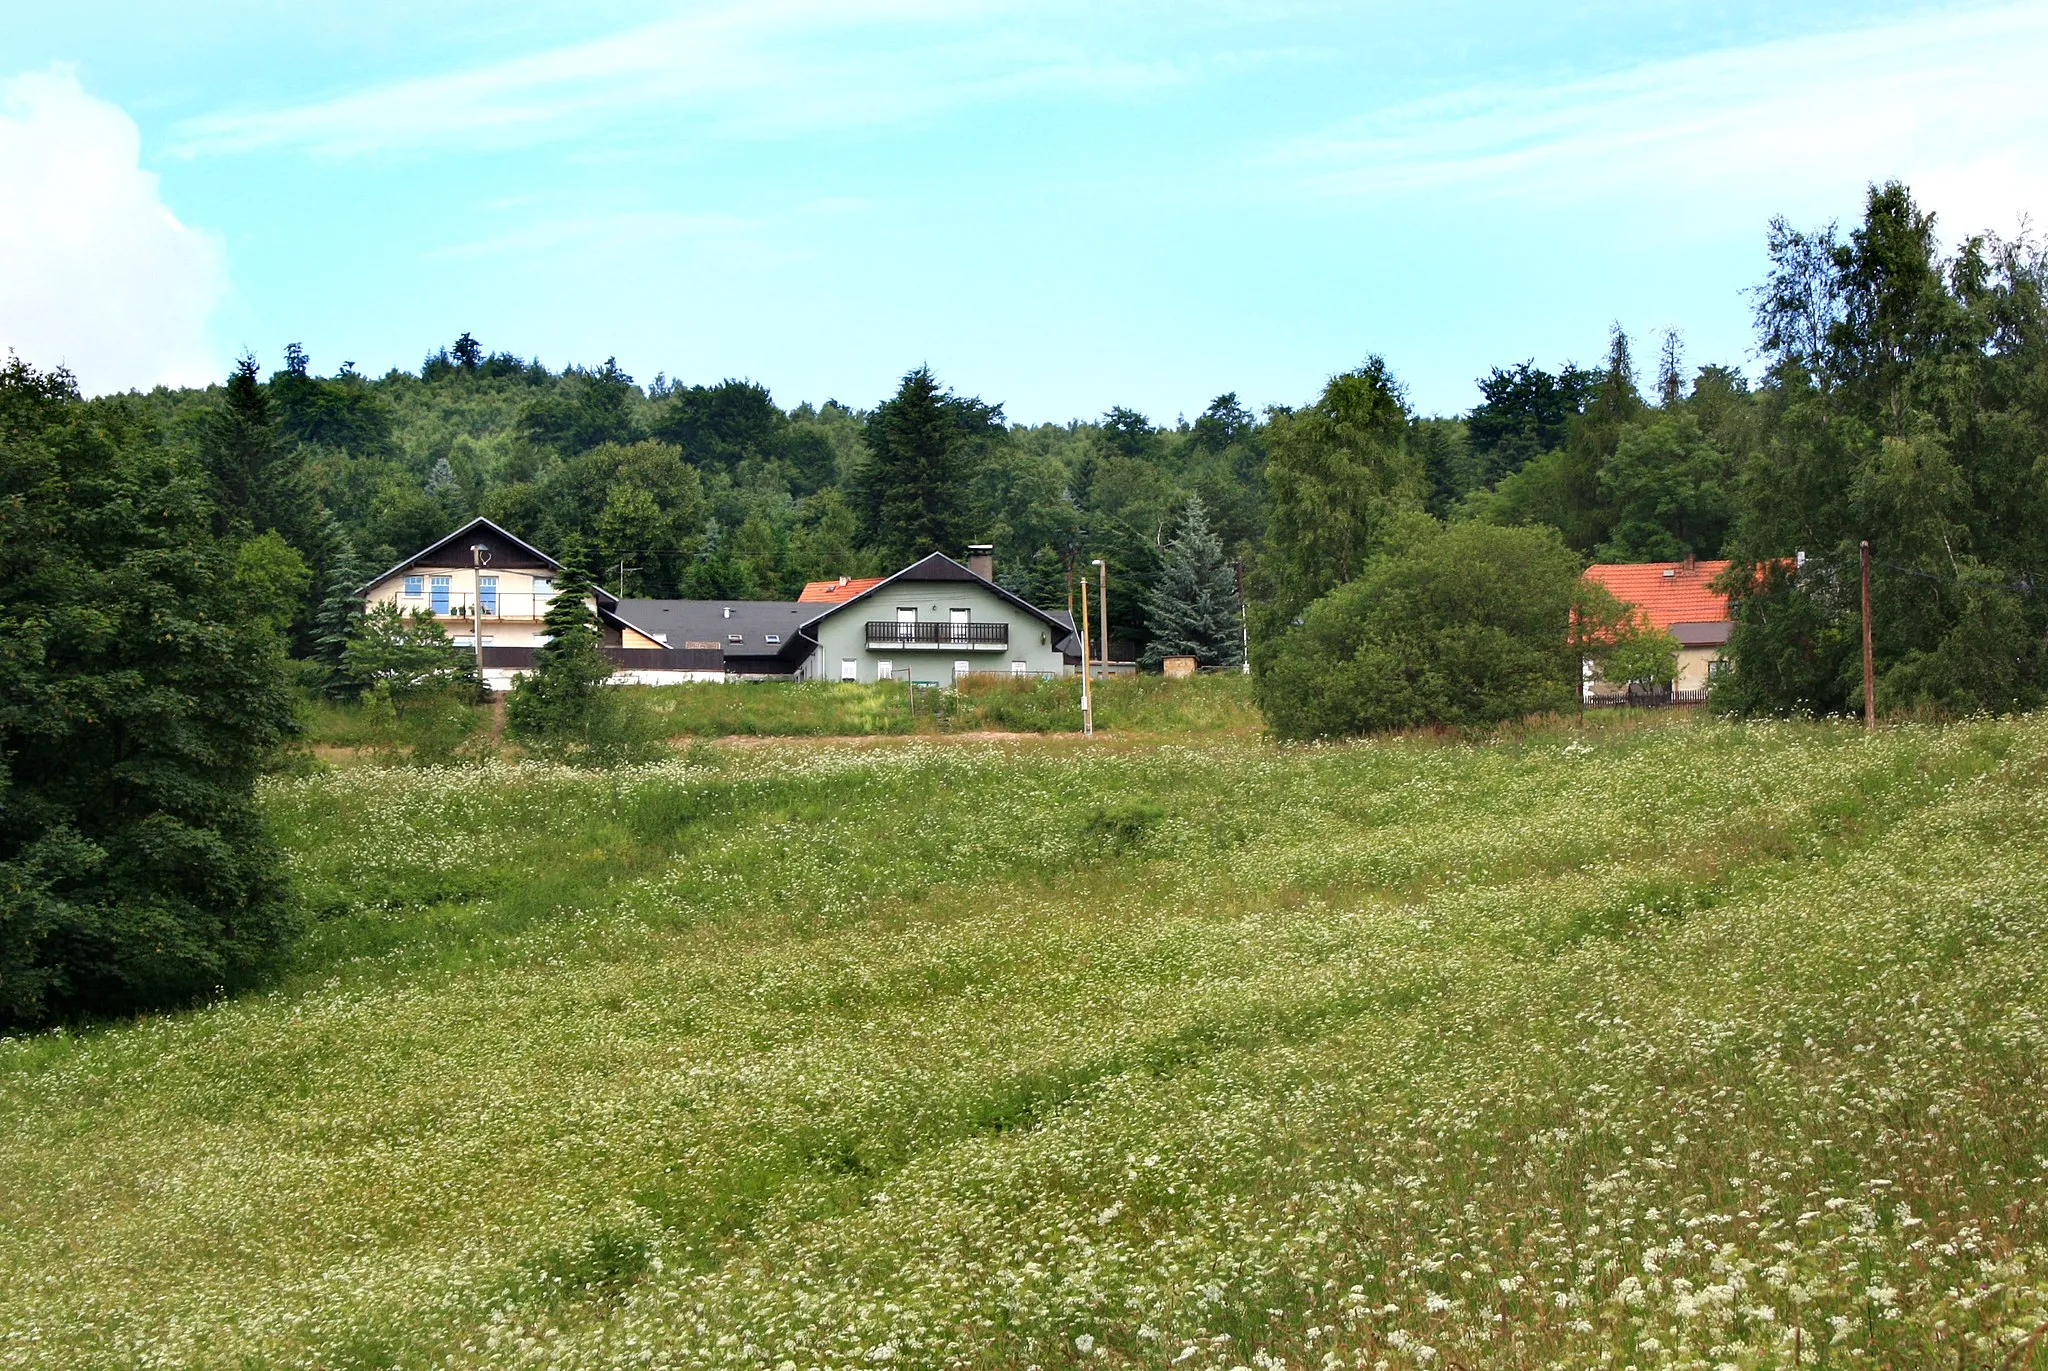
4 716 2047 1366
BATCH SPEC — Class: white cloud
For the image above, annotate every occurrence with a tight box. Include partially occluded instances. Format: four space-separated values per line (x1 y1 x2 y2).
0 67 225 393
176 0 1187 158
1278 1 2048 238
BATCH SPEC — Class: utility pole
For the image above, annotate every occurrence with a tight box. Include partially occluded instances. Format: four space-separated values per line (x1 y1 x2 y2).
1078 574 1095 737
469 542 490 682
615 559 638 599
1860 540 1876 731
1091 558 1109 672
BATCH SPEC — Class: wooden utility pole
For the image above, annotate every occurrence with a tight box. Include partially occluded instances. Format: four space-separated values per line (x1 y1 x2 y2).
1860 540 1876 730
1078 576 1095 737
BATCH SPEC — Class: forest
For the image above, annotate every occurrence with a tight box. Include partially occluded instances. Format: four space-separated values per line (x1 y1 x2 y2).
10 180 2037 723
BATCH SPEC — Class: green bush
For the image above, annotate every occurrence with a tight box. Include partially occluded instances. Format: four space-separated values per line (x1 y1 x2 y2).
1255 519 1581 740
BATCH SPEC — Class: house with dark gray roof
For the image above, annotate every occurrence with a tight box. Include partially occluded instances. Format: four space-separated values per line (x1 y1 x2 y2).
621 551 1082 684
367 521 1079 688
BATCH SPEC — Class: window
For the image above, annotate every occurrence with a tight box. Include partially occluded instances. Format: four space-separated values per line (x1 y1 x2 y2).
479 575 498 615
532 576 553 611
764 633 780 644
402 574 424 598
876 661 894 681
840 659 858 682
651 633 668 644
452 635 473 648
1011 660 1028 676
729 633 744 643
430 575 451 614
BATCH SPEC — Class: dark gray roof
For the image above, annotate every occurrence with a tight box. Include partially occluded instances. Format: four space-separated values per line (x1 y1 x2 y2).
1669 619 1733 648
615 599 815 659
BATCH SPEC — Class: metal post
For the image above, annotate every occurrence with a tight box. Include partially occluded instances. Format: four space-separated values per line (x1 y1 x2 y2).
1860 540 1876 730
470 543 488 682
1078 576 1095 737
1092 558 1109 671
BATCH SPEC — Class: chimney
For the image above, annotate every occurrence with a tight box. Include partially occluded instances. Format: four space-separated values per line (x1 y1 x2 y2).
966 543 994 581
1682 551 1697 575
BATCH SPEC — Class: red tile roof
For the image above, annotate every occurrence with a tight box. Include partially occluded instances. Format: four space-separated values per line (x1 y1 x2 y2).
1582 560 1734 629
797 576 886 604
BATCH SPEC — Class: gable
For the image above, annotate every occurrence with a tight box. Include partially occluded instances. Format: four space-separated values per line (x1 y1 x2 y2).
359 518 557 592
798 552 1071 638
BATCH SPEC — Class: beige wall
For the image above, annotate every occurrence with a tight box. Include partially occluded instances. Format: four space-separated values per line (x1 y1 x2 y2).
1585 644 1725 700
365 564 562 648
1675 646 1720 694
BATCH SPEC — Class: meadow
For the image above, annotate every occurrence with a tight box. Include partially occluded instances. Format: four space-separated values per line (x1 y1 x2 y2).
4 714 2048 1369
297 674 1264 763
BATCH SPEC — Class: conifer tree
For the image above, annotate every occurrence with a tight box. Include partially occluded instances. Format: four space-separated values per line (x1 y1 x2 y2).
856 367 995 565
1142 497 1244 669
311 516 369 697
200 356 311 548
2 357 298 1025
505 540 614 748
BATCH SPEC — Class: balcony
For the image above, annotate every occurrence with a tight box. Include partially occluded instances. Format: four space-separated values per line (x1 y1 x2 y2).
865 620 1009 650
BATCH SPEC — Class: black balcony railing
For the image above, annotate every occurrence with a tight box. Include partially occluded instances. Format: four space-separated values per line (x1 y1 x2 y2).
864 620 1009 649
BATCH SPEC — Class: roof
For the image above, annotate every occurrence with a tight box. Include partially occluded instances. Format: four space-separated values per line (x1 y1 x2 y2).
798 576 887 603
356 516 558 594
795 552 1077 643
1582 559 1734 631
613 599 816 660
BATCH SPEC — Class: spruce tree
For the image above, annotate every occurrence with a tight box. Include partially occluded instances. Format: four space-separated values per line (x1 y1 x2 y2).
505 541 614 749
311 515 368 697
1141 497 1244 669
201 356 311 547
856 366 988 565
2 358 298 1026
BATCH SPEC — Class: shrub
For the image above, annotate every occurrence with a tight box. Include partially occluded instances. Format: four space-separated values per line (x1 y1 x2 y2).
1255 519 1581 739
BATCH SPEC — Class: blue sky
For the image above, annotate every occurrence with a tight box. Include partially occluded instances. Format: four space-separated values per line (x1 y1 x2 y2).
4 1 2045 420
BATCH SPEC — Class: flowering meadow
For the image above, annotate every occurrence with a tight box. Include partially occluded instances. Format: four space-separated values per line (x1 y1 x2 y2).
4 715 2048 1369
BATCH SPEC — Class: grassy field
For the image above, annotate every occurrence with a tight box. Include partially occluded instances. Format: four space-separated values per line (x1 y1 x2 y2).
299 674 1264 760
5 715 2048 1368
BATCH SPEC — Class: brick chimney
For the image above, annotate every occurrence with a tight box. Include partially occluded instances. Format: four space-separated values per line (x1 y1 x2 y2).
966 543 994 581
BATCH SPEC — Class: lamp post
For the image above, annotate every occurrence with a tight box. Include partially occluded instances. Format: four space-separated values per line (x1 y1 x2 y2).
1078 574 1094 737
469 542 490 681
1090 558 1108 673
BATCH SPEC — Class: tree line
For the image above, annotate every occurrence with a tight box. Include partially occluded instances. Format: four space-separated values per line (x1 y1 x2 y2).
5 180 2045 1024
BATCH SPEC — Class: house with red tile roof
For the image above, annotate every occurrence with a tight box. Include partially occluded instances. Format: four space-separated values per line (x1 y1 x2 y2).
1581 557 1734 702
798 575 887 604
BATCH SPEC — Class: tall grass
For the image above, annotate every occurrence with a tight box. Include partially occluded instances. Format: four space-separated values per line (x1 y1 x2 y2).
297 674 1267 758
9 717 2047 1367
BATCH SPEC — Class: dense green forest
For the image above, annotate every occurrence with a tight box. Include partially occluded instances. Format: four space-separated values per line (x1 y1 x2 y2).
19 179 2048 699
